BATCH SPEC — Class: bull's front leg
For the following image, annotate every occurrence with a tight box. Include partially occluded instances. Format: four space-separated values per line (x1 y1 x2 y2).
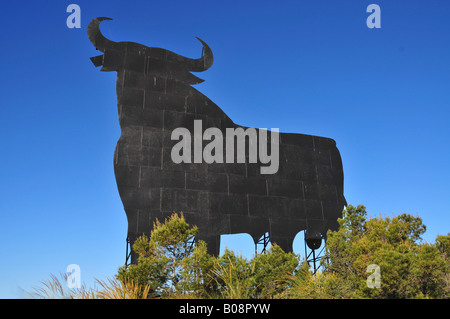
269 234 295 253
195 233 221 256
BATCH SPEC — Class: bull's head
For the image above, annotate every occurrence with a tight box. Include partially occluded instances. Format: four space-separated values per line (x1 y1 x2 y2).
87 17 214 84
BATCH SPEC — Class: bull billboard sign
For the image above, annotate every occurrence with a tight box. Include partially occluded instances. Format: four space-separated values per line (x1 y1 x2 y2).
87 17 346 264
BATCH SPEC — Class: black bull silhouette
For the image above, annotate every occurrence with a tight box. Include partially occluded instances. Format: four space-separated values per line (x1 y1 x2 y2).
88 17 346 263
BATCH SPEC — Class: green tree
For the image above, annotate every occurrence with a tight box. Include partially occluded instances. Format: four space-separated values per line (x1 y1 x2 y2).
210 245 300 299
436 234 450 296
115 208 448 299
251 245 299 298
324 205 448 298
117 213 302 299
117 213 199 297
180 239 217 297
278 260 349 299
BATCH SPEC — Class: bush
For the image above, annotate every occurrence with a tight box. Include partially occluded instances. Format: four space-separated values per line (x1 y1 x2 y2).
30 207 450 299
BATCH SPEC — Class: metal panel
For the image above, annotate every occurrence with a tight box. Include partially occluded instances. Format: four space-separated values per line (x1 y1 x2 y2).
87 17 346 263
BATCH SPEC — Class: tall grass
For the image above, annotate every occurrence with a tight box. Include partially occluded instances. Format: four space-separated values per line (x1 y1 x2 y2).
27 273 154 299
27 273 93 299
94 277 153 299
209 257 258 299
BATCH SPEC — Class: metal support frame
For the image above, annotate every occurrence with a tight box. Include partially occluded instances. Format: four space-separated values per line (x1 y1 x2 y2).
252 231 327 275
125 236 132 266
303 232 327 275
255 232 270 255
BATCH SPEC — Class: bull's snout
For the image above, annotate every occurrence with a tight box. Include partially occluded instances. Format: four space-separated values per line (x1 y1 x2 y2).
90 50 124 72
90 55 103 67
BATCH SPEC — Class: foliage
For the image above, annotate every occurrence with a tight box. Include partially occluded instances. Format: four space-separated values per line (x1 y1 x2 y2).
251 245 298 298
210 249 256 298
116 212 302 299
180 239 217 297
324 204 449 298
117 212 198 297
278 261 344 299
30 207 449 299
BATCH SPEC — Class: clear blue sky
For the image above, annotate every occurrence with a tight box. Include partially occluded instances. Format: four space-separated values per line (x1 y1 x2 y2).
0 1 449 298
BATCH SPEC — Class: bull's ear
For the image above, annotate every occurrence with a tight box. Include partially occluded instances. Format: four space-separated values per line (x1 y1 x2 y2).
90 55 103 67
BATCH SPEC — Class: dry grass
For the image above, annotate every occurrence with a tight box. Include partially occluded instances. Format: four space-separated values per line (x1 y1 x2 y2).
27 273 154 299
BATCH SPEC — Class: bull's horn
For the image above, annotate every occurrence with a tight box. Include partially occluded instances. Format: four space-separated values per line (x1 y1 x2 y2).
87 17 115 52
187 37 214 72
